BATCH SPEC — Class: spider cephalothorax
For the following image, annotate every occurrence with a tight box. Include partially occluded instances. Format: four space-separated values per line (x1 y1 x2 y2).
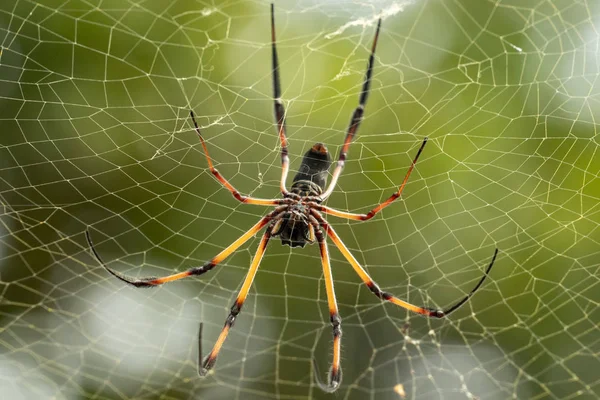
86 3 498 393
271 205 314 248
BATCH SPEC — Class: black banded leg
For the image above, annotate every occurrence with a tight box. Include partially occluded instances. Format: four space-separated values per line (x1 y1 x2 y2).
270 4 291 195
320 18 382 200
198 230 271 376
438 248 498 316
190 110 284 206
313 228 342 392
86 208 284 288
313 138 428 221
318 216 498 318
197 322 204 372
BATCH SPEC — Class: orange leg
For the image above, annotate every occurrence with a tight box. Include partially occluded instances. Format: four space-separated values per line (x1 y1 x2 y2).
318 216 498 317
320 18 382 200
313 228 342 392
270 4 291 195
198 230 271 375
86 208 285 287
313 138 428 221
190 111 283 206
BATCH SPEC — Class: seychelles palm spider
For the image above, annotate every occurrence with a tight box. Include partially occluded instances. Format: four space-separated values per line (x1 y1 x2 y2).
86 4 498 393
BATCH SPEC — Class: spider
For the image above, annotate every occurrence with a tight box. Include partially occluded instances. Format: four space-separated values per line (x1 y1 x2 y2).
86 4 498 393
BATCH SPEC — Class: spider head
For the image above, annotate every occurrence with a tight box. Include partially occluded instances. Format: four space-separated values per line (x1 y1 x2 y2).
271 209 314 248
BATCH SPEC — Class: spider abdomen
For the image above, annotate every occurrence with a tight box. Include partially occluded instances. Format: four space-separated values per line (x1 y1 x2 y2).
292 143 332 192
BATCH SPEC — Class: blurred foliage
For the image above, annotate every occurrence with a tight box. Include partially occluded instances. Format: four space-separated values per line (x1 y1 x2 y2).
1 0 599 399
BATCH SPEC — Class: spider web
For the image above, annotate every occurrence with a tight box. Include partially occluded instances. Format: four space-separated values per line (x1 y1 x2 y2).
1 0 599 399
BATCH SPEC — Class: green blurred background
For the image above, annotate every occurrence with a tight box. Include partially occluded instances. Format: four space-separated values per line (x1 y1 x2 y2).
1 0 599 399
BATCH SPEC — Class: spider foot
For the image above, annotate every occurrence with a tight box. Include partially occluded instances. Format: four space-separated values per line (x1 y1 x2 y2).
198 364 210 377
200 352 218 375
197 322 217 377
198 355 217 377
86 229 160 288
312 358 342 393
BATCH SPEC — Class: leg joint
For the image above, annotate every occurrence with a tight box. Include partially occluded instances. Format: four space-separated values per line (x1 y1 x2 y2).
426 308 445 318
350 109 364 125
361 211 375 221
366 281 384 298
133 278 158 288
234 193 246 202
333 325 342 337
315 228 325 242
330 313 341 327
225 313 237 327
230 301 242 317
352 106 365 117
190 262 215 276
330 313 342 336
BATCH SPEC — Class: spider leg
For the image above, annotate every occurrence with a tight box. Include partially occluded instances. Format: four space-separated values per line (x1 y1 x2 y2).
270 4 291 196
190 110 284 206
318 217 498 318
320 18 382 201
313 138 428 220
86 208 285 288
313 226 342 392
198 229 271 376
